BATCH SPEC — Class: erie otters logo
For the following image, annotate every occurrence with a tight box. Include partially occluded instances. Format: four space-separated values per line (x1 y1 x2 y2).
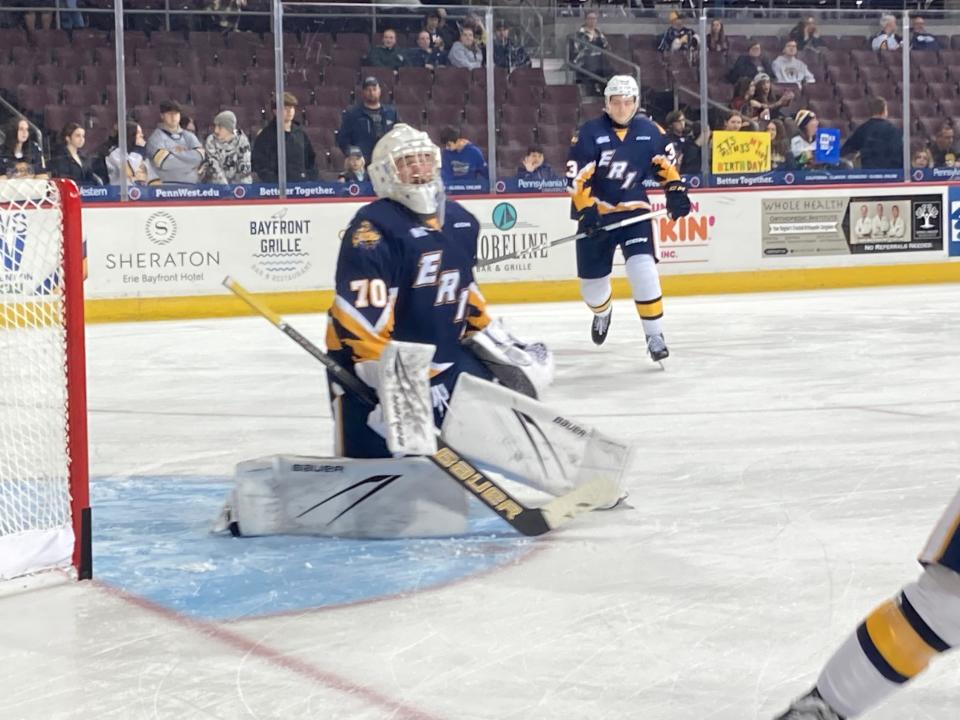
145 211 177 245
250 207 312 282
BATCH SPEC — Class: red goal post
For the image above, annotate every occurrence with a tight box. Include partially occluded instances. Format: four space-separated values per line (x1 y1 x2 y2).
0 178 90 581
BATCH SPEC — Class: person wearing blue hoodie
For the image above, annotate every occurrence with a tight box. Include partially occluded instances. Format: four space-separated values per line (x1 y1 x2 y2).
439 126 488 185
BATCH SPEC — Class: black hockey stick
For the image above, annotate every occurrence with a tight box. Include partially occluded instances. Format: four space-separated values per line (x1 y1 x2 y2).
223 277 620 536
476 208 668 269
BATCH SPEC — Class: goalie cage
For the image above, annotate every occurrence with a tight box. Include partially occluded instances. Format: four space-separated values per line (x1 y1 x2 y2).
0 178 90 582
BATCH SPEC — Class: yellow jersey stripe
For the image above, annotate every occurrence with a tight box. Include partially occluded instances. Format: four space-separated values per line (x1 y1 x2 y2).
570 161 597 212
635 297 664 319
329 302 391 363
864 599 940 679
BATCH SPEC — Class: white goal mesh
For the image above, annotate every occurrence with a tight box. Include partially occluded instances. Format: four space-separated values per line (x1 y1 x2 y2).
0 179 81 580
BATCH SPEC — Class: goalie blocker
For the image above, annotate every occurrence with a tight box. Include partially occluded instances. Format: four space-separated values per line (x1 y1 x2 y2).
217 374 631 538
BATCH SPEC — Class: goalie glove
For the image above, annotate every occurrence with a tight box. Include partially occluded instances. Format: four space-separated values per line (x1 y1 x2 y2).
464 318 555 399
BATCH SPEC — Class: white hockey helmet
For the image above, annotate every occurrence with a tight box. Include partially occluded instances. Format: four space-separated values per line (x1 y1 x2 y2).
369 123 444 216
604 75 640 123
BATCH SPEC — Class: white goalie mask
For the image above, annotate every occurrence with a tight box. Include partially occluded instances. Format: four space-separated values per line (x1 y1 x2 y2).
604 75 640 125
369 124 444 217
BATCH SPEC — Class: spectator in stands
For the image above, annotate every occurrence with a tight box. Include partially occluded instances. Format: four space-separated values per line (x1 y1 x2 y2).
439 126 488 184
106 122 159 186
463 12 486 50
17 0 52 34
721 111 745 132
200 110 252 184
407 30 445 69
840 97 902 169
910 15 939 51
772 39 816 86
788 16 825 52
50 123 102 186
515 145 560 182
658 10 699 53
790 108 819 168
767 119 794 170
366 28 406 70
730 78 758 117
338 146 367 183
871 14 902 51
664 110 703 175
337 77 398 163
493 22 531 72
0 116 46 178
436 8 460 55
727 40 774 86
753 73 795 120
912 146 933 169
706 19 728 53
573 10 610 96
424 9 444 51
180 114 197 135
59 0 85 30
145 100 204 184
252 92 317 182
449 26 484 69
206 0 246 34
928 122 960 167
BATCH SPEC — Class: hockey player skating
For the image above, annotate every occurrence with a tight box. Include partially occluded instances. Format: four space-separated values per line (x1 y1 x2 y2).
774 489 960 719
567 75 691 362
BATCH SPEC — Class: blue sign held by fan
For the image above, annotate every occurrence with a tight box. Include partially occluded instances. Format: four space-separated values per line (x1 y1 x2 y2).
815 128 841 165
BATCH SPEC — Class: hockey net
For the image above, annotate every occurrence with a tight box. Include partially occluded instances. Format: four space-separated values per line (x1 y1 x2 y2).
0 178 90 581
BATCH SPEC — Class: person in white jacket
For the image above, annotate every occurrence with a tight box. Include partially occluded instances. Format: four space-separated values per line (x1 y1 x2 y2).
870 203 890 239
448 26 484 69
871 14 902 51
772 39 816 86
887 204 905 239
853 204 872 243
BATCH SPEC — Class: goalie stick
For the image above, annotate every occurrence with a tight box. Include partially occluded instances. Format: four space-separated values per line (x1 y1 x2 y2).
476 208 668 269
223 277 621 536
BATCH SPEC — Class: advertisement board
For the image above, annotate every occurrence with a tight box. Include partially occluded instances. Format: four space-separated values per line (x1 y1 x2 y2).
950 185 960 258
761 194 944 258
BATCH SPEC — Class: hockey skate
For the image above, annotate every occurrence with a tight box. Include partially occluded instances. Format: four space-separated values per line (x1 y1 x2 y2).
773 688 844 720
646 334 669 365
591 308 612 346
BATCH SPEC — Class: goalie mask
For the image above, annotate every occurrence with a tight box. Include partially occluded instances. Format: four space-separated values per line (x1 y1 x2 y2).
604 75 640 127
369 124 444 217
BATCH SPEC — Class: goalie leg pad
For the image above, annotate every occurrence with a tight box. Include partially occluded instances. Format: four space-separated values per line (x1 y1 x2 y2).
441 373 631 503
219 455 470 538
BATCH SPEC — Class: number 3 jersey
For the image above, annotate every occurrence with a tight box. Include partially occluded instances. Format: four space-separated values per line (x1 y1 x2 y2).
327 197 492 388
567 112 680 220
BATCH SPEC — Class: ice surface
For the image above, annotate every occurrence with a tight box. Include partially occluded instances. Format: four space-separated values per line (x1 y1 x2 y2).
1 284 958 719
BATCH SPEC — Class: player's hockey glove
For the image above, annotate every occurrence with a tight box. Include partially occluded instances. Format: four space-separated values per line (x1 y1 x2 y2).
664 180 691 220
579 204 609 241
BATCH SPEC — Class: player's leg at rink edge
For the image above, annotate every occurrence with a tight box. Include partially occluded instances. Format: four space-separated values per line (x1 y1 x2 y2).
776 490 960 719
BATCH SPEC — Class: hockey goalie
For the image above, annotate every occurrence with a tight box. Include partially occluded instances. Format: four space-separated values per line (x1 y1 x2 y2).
215 125 631 539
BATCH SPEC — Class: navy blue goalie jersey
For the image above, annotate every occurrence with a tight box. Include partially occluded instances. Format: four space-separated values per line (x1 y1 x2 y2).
567 112 680 220
327 198 490 381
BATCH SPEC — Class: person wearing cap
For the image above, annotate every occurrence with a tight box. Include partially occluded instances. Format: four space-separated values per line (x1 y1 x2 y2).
145 99 205 184
200 110 252 184
839 97 902 170
790 108 820 168
337 77 399 164
365 28 406 70
872 14 902 51
252 91 317 183
753 73 795 120
338 146 367 184
657 10 699 53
